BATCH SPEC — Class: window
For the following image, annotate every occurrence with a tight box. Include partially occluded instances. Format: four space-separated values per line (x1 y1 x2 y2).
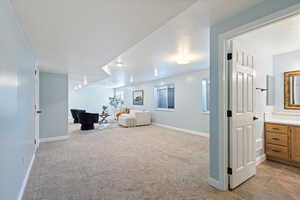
154 84 175 109
201 78 210 112
115 90 124 101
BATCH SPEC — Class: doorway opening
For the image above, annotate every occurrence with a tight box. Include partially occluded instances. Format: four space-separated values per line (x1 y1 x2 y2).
224 13 300 190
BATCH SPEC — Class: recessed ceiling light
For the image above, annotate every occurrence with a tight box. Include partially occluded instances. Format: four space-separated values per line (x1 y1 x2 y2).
102 65 112 75
116 60 124 67
176 46 192 65
176 54 190 65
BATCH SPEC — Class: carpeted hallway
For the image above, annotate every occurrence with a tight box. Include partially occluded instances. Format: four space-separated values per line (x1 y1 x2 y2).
23 125 300 200
24 125 210 200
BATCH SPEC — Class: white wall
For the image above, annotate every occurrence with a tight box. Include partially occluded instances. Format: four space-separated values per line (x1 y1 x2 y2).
116 70 209 134
273 49 300 112
0 0 36 199
69 85 114 120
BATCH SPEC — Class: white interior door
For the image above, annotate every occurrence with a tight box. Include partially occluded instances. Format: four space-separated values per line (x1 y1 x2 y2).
34 66 40 151
228 40 256 189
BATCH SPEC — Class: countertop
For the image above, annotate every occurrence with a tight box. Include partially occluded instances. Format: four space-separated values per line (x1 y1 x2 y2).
265 119 300 126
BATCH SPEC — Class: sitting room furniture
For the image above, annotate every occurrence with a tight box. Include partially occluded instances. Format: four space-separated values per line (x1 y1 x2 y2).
70 109 86 123
78 112 99 130
99 114 110 124
118 110 151 127
115 108 130 120
265 122 300 167
119 114 136 127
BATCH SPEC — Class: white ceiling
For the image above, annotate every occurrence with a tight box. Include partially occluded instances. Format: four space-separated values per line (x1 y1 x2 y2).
99 0 265 87
12 0 198 81
11 0 265 88
235 14 300 57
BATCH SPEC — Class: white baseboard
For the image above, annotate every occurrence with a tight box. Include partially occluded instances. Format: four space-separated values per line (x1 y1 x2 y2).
153 123 209 138
18 153 35 200
256 154 266 166
40 135 69 143
208 177 226 191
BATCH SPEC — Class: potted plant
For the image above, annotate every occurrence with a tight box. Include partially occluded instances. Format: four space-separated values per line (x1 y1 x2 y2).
101 105 108 116
109 97 124 109
109 97 124 119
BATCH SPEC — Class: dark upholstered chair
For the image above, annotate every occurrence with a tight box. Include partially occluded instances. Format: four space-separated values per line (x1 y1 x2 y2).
70 109 86 123
78 112 99 130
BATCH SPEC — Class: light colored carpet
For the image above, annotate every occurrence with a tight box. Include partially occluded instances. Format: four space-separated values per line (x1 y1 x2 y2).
23 124 300 200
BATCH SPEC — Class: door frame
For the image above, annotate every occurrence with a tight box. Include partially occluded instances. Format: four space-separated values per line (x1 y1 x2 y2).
34 62 40 152
216 5 300 191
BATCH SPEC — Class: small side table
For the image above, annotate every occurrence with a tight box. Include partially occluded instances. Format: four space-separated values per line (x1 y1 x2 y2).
99 114 110 124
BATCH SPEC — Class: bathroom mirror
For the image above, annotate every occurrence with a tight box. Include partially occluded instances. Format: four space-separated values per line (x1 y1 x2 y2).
284 70 300 110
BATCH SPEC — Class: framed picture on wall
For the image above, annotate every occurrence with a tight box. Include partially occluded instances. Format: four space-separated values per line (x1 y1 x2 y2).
133 90 144 105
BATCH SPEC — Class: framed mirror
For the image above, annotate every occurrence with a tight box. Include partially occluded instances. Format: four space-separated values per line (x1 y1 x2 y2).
284 70 300 110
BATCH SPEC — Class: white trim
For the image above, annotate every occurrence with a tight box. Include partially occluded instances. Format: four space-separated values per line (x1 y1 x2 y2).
154 108 175 112
208 177 226 191
40 135 69 143
216 4 300 191
201 112 210 115
216 36 230 191
272 112 300 117
153 123 209 138
18 153 35 200
256 154 266 166
34 62 40 153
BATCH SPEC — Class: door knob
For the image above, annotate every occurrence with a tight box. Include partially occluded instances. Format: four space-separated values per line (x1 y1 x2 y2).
253 116 259 121
36 110 42 114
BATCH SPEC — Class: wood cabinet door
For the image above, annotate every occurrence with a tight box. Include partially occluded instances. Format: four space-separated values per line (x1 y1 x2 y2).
291 127 300 163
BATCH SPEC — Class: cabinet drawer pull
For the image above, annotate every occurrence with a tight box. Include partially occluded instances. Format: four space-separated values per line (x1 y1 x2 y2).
271 138 280 141
272 128 280 130
272 149 281 153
